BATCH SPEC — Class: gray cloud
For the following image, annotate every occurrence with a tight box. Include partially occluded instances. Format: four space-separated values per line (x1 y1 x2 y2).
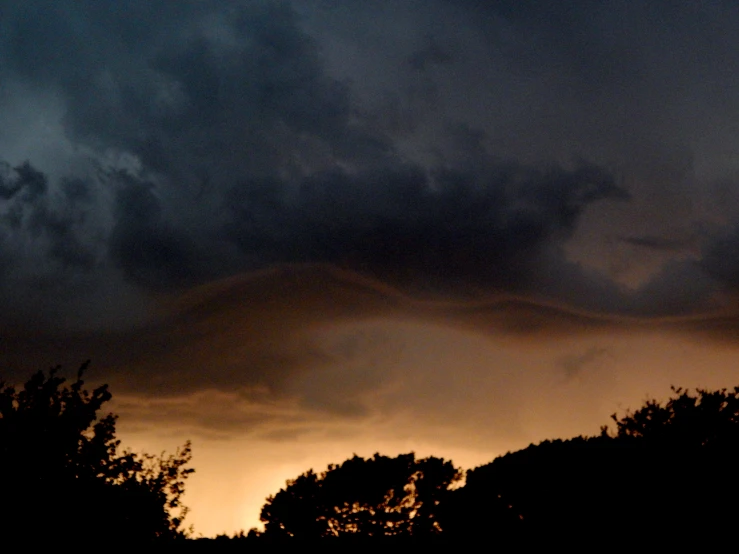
618 235 696 254
107 170 199 289
557 346 611 382
0 0 739 339
700 226 739 292
226 160 627 297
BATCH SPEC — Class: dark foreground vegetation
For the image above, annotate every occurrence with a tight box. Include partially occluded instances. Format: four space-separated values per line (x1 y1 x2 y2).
3 364 739 546
0 363 193 545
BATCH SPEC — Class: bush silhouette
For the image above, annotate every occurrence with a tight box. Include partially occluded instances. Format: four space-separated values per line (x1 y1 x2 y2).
0 363 193 543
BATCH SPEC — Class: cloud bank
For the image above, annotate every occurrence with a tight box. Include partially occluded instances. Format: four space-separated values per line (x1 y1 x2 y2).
3 0 739 438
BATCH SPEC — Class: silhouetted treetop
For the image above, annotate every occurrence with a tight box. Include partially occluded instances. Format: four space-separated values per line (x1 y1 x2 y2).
446 385 739 539
601 385 739 447
0 363 194 544
259 452 461 538
245 383 739 542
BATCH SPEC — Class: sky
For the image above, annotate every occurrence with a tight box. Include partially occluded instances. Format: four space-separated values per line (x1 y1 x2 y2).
4 0 739 535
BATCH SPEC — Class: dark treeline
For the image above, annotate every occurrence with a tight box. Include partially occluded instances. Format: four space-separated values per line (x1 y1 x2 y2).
197 385 739 546
3 366 739 546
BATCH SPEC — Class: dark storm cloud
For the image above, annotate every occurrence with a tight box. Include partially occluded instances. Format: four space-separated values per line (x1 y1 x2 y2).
407 37 452 71
1 0 739 342
618 236 693 253
0 161 96 272
699 226 739 293
0 163 27 200
226 160 627 296
557 346 611 382
0 0 643 328
0 0 391 180
0 0 392 328
107 170 199 289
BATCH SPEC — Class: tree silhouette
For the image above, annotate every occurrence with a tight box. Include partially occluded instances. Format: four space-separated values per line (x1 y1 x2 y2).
601 385 739 446
244 384 739 542
259 452 461 538
0 363 193 543
445 385 739 539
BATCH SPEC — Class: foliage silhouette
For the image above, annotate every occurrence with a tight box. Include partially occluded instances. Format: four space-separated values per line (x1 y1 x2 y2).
0 363 194 543
601 385 739 445
259 452 461 538
445 386 739 539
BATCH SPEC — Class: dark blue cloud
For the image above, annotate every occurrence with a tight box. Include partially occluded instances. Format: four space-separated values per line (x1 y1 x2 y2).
1 0 739 331
226 161 627 296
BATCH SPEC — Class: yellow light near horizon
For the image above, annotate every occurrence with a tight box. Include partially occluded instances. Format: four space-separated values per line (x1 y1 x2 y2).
115 318 739 537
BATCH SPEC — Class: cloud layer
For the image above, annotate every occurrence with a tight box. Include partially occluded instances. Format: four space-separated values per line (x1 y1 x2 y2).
3 0 739 442
4 0 739 331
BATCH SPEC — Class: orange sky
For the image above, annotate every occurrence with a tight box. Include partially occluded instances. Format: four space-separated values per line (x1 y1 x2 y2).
92 266 739 536
5 264 739 535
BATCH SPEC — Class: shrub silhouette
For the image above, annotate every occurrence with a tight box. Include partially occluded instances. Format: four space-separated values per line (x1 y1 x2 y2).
0 363 193 543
